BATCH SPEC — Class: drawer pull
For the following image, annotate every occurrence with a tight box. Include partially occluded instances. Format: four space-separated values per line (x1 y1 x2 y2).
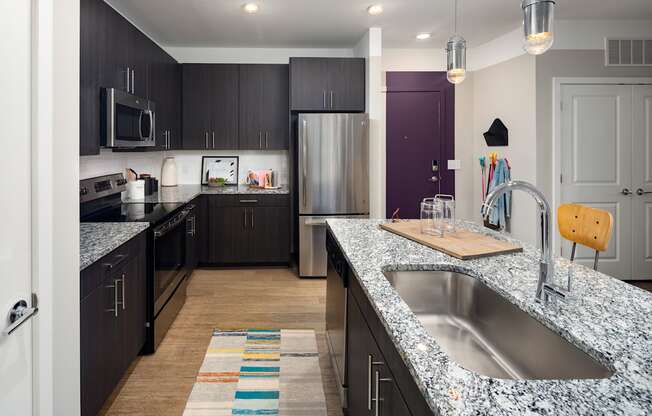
239 199 258 204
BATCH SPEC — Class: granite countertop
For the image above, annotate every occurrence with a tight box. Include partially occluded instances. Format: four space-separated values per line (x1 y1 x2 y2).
80 223 150 271
327 219 652 415
122 184 290 204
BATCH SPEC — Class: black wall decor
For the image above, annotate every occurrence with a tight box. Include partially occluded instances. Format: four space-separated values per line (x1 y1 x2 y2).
483 118 508 146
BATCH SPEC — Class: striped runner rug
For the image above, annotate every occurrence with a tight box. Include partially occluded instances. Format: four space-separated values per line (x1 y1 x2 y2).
183 329 327 415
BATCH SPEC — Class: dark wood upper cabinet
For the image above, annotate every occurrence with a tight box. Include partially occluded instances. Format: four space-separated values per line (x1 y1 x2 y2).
328 58 366 112
210 65 239 150
290 57 365 112
79 0 106 155
182 64 239 150
80 0 182 155
239 64 289 150
239 65 266 150
263 65 290 150
150 44 181 150
128 26 151 99
182 64 212 150
290 58 330 111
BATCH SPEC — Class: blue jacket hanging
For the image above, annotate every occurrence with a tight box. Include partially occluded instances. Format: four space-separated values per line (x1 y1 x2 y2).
487 159 511 228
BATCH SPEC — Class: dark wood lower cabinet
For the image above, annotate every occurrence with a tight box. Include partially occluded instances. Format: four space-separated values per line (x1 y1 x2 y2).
347 289 411 416
204 195 290 265
80 233 147 416
346 267 435 416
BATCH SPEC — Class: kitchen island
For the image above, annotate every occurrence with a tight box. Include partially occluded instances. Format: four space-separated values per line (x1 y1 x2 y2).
327 218 652 415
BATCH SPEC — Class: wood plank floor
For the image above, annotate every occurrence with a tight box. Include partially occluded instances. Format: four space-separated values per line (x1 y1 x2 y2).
102 268 343 416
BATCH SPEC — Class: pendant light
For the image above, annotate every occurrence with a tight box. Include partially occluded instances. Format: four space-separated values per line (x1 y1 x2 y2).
446 0 466 85
522 0 556 55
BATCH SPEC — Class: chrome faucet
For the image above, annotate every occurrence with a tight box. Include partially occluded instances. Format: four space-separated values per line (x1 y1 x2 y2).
481 180 568 304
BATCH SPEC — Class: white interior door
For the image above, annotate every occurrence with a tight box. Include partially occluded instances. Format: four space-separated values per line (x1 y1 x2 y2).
0 0 35 412
561 84 633 279
632 85 652 279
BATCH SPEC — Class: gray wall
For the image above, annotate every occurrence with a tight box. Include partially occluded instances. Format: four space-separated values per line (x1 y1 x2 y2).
535 49 652 201
474 54 538 245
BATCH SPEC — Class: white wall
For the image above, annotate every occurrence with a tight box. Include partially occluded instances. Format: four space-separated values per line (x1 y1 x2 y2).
473 54 538 245
382 48 446 72
80 149 289 185
31 0 81 414
166 46 354 63
555 20 652 50
355 28 385 219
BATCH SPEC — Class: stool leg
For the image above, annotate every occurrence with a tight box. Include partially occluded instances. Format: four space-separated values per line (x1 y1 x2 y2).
570 242 577 262
594 251 600 271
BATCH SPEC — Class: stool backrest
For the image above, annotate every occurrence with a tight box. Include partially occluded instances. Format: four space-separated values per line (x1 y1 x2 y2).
558 204 613 253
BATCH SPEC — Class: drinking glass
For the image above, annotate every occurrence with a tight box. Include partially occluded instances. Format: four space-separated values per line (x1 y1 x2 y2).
420 198 444 237
435 194 456 234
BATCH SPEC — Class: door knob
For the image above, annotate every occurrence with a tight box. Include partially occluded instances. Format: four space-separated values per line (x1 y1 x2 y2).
622 188 632 196
636 188 651 196
4 293 38 336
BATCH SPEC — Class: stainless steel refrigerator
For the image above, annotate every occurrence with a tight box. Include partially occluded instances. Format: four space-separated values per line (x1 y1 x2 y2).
298 113 369 277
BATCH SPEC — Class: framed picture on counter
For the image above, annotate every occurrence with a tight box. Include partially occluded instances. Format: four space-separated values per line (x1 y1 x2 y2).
201 156 239 186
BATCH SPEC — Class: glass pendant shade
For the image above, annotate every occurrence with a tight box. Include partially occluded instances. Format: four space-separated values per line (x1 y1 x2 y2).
522 0 555 55
446 35 467 84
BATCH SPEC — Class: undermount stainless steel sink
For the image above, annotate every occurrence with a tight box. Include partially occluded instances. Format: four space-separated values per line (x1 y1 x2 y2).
384 270 614 380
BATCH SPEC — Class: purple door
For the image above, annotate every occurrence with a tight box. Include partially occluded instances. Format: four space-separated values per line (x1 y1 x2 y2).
386 72 455 219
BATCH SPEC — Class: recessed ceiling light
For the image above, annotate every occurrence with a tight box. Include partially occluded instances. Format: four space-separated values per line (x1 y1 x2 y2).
242 3 259 14
367 4 384 16
416 33 432 40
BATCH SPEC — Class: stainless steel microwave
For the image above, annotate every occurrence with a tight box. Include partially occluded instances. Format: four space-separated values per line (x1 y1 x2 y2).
101 87 156 148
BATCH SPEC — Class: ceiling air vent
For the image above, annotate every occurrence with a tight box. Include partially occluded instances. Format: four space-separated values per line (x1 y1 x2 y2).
605 38 652 66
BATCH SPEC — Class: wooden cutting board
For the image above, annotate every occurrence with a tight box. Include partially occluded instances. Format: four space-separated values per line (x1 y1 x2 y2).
380 220 522 260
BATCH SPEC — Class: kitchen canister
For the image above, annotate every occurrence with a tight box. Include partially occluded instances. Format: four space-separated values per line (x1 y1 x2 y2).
126 180 145 200
161 157 178 187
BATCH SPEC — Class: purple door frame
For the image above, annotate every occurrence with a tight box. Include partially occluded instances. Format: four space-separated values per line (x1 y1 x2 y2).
386 72 455 219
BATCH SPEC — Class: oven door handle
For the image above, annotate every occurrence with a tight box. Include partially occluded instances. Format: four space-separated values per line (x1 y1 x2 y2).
148 109 155 142
154 209 190 239
138 110 144 141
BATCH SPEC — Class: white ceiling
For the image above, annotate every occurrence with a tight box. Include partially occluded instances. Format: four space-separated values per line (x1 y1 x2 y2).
106 0 652 49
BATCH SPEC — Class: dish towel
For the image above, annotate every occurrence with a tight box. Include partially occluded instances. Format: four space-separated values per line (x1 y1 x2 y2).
487 159 511 228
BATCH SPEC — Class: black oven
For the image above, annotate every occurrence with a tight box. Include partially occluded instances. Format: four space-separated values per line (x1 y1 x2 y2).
101 87 155 148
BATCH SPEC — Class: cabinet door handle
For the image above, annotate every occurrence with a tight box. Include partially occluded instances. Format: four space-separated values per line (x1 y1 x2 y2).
106 281 118 317
205 131 209 149
250 209 254 229
121 273 126 310
265 131 269 149
372 372 393 416
368 355 384 410
637 188 652 196
330 91 334 109
323 91 326 109
243 209 247 229
212 131 216 149
126 66 130 92
259 131 263 149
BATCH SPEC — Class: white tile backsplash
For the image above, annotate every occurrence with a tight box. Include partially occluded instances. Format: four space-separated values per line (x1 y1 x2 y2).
80 149 289 185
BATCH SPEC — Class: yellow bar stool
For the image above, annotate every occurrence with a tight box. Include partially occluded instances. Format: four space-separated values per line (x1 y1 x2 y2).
557 204 614 271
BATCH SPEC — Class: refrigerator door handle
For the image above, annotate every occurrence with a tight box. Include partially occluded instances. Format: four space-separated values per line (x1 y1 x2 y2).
305 218 328 226
302 119 308 209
